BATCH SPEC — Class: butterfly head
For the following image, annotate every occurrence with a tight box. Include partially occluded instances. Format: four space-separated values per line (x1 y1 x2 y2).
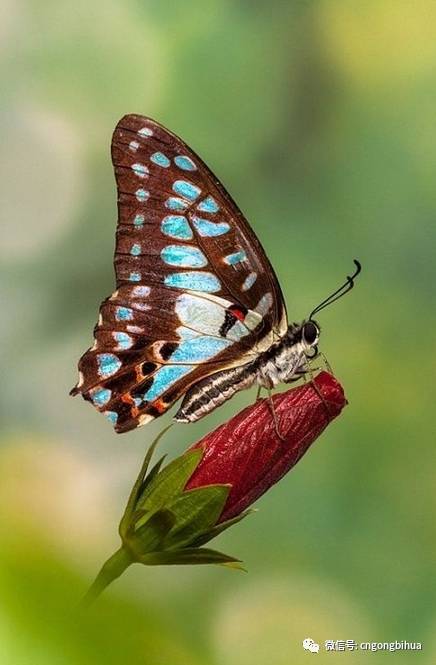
301 319 320 356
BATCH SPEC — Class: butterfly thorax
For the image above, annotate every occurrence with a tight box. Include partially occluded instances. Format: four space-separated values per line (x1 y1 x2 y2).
254 320 319 389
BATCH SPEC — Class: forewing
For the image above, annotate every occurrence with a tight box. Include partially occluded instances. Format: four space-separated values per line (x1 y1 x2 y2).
71 114 287 432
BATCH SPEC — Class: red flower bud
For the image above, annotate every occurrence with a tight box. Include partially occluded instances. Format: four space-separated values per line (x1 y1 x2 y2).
186 371 347 522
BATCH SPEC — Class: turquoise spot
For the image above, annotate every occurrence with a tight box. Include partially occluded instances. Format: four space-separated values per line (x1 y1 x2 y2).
224 250 247 265
114 332 133 350
132 285 150 297
150 152 170 168
130 243 141 256
255 292 273 315
173 180 201 201
171 336 231 363
164 271 221 293
104 411 118 425
136 189 149 202
134 214 145 226
132 163 149 178
161 215 193 240
165 197 188 211
116 306 133 321
129 272 141 282
133 397 142 407
97 353 122 378
197 196 220 213
143 365 192 402
242 272 257 291
138 127 153 137
161 245 207 268
174 155 196 171
192 216 230 237
91 387 112 407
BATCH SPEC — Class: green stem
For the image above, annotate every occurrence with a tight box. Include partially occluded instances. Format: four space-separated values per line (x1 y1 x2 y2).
81 546 133 608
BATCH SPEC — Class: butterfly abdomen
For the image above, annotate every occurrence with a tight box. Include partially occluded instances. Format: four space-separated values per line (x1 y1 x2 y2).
175 364 257 423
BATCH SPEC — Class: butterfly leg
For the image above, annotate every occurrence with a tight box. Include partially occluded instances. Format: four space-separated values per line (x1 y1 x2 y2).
318 351 334 374
266 389 286 442
303 361 334 421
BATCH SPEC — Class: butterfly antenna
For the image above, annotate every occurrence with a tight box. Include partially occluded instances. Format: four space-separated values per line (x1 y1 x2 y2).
309 259 362 319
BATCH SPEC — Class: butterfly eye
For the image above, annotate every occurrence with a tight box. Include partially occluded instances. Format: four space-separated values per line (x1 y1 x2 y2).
302 321 319 346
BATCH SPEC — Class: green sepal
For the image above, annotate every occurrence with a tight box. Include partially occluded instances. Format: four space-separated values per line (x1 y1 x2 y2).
191 508 256 547
119 424 172 537
135 448 204 517
129 508 177 555
162 484 231 550
137 546 245 569
142 454 168 488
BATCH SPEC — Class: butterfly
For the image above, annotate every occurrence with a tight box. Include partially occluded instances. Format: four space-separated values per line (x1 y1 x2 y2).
71 114 360 433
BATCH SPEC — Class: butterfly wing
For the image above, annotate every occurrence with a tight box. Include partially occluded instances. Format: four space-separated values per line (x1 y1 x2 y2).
71 114 287 433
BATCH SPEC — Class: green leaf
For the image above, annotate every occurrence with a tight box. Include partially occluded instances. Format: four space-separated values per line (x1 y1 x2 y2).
137 547 244 568
162 485 231 549
136 448 204 515
130 508 177 555
191 508 256 547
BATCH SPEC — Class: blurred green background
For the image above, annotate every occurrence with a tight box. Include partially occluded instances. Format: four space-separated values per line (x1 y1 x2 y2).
1 1 435 663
